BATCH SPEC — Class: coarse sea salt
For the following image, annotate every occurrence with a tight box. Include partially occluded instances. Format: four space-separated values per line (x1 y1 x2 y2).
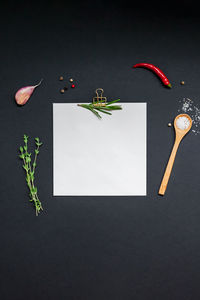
176 116 190 130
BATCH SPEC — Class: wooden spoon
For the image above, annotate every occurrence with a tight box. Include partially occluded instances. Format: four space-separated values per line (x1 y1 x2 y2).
159 114 192 196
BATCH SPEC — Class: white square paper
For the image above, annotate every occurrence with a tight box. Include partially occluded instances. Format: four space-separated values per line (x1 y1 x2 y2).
53 103 146 196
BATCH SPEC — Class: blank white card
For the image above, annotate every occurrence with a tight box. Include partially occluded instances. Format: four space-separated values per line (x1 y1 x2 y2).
53 103 146 196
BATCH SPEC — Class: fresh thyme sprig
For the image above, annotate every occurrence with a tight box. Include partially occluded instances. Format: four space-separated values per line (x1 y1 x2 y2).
19 135 43 216
78 99 122 119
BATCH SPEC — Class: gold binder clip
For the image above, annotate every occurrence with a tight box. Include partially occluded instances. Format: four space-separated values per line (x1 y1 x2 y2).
93 88 107 107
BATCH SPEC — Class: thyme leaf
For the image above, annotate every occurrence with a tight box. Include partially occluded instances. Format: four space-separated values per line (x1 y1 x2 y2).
19 135 43 216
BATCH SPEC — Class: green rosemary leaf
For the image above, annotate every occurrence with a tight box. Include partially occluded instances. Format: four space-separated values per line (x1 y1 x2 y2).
95 108 112 115
106 99 121 105
104 105 122 110
88 107 101 119
78 104 101 118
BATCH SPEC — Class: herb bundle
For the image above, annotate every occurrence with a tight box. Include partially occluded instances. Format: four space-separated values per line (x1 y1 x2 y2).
78 99 122 119
19 135 43 216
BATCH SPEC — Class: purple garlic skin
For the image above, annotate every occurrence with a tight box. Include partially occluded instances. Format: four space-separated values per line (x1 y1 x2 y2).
15 79 43 106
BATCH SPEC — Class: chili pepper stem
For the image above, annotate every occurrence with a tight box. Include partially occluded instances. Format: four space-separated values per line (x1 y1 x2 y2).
167 83 172 88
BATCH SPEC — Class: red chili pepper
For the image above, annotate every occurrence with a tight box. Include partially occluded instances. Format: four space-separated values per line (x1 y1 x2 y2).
133 63 172 88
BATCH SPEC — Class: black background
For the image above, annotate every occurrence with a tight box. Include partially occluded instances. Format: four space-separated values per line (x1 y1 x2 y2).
1 1 200 299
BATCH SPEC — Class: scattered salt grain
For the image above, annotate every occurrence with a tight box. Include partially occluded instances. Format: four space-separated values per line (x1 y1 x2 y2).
176 116 190 130
178 98 200 135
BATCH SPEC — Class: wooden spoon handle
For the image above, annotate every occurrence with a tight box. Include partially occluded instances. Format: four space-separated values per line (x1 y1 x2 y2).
159 139 180 196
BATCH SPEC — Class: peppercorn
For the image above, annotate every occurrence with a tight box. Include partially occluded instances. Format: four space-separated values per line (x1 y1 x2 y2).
59 76 64 81
69 78 74 82
71 84 75 88
180 81 185 85
60 89 65 93
64 86 68 90
168 123 172 127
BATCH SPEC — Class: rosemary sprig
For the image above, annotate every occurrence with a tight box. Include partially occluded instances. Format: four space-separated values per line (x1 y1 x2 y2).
19 135 43 216
78 99 122 119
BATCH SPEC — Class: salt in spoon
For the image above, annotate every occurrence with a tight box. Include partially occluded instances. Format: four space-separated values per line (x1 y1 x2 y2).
159 113 192 196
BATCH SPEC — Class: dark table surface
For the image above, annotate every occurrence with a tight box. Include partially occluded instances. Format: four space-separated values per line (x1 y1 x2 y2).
1 1 200 299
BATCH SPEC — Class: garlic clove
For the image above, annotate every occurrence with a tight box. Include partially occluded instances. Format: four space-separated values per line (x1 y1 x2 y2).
15 79 43 106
